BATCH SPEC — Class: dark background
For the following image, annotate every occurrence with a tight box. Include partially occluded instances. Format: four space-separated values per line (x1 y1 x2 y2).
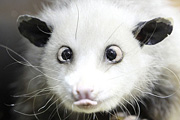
0 0 46 119
0 0 179 120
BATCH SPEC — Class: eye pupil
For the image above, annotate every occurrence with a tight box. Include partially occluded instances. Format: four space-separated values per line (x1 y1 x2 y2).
58 46 73 63
106 49 117 61
105 45 123 64
62 49 72 61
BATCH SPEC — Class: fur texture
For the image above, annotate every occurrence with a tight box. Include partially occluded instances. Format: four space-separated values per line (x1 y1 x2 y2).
14 0 180 120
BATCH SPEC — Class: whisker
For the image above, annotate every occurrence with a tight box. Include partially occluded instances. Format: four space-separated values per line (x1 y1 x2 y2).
130 94 140 120
134 87 175 99
14 88 58 109
31 65 60 73
63 111 73 120
106 111 114 118
87 114 91 120
76 113 80 120
118 104 127 118
48 105 59 120
56 102 62 120
12 91 52 107
27 75 44 92
33 92 40 120
105 103 119 119
153 66 180 86
14 98 60 116
38 95 55 112
94 113 98 120
105 24 122 44
122 97 137 115
54 98 70 120
145 22 157 45
75 3 80 40
37 25 52 35
104 64 114 73
3 61 19 69
13 86 58 98
1 44 62 82
93 113 96 120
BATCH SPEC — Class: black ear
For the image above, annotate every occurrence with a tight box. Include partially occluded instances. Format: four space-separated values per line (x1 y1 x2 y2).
133 18 173 46
17 15 52 47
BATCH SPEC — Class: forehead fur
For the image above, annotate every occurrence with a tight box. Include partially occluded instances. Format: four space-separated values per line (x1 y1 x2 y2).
40 0 169 26
40 1 141 53
39 0 171 50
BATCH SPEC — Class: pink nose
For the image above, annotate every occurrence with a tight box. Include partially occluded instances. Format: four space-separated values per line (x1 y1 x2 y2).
74 85 94 100
73 85 98 106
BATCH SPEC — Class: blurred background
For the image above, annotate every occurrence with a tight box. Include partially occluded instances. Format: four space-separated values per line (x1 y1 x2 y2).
0 0 179 120
0 0 48 120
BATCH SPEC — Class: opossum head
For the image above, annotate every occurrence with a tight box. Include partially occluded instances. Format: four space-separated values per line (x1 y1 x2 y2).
17 2 173 114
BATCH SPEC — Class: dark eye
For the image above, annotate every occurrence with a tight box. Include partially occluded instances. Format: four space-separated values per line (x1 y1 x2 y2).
58 46 73 63
105 45 123 63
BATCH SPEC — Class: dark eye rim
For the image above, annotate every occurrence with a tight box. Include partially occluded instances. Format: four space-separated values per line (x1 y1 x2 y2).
57 45 73 64
105 44 123 64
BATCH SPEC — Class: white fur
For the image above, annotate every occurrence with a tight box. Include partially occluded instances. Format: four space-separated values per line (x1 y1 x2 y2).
25 0 180 119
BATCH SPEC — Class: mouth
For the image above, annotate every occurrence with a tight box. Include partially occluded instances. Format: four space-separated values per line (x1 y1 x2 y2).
73 99 98 110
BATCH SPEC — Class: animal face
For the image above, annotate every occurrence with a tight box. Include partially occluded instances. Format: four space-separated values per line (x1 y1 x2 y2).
17 1 172 113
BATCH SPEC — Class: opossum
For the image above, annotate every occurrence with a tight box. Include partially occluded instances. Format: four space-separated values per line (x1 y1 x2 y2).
13 0 180 120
